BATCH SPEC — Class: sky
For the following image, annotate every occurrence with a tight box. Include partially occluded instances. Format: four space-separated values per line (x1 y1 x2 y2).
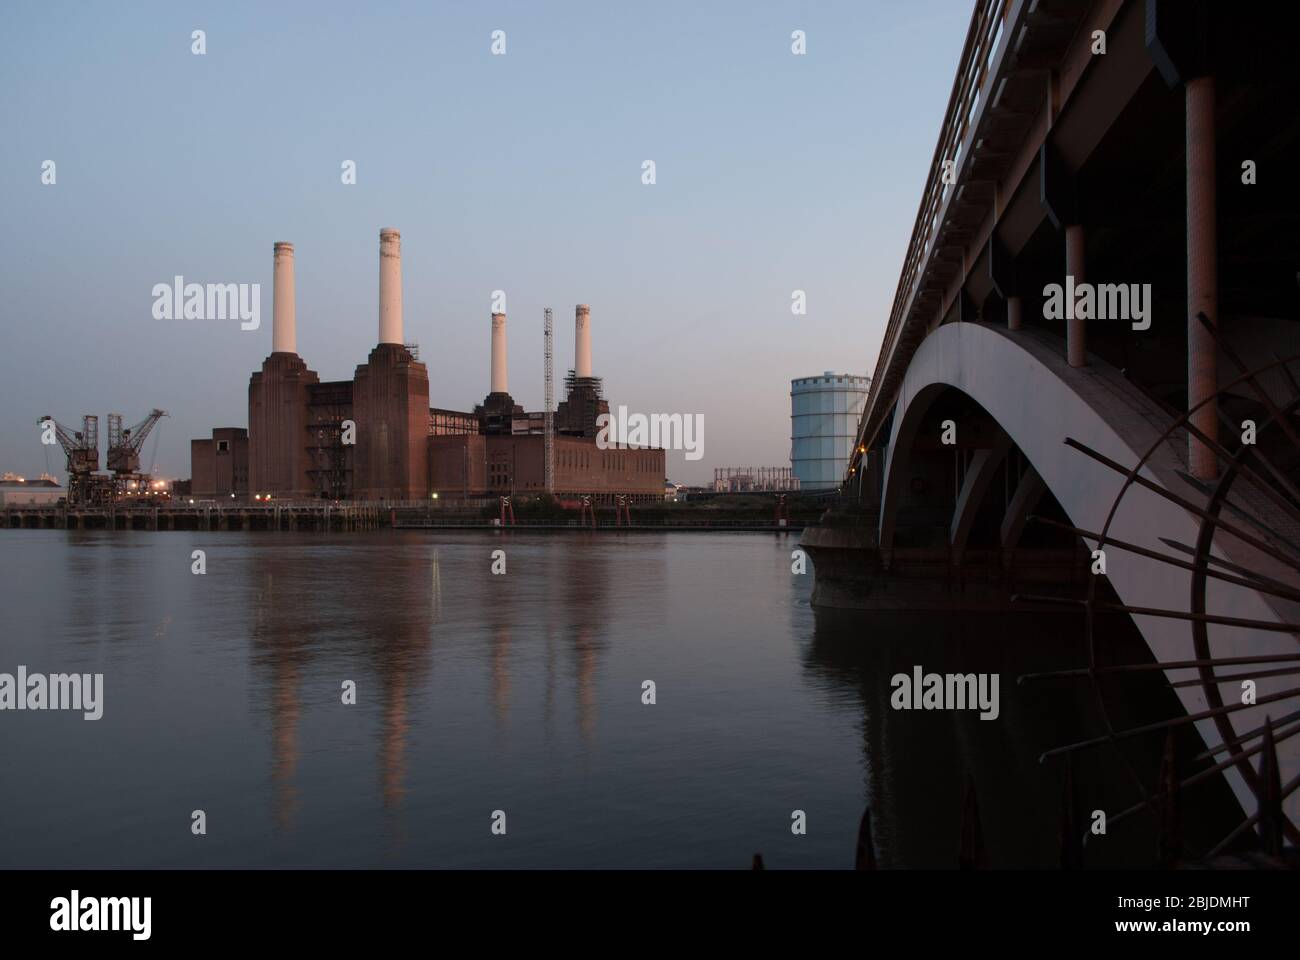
0 0 972 486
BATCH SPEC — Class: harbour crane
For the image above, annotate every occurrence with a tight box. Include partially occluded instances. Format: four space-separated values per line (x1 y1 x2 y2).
38 413 109 506
107 409 168 493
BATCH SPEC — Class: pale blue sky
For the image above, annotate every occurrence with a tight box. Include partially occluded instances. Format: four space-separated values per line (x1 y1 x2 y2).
0 0 971 485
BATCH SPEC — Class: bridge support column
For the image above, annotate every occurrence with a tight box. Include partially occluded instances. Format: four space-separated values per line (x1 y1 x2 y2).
950 437 1010 563
1007 296 1022 331
1000 466 1045 553
1066 224 1086 367
1187 75 1218 481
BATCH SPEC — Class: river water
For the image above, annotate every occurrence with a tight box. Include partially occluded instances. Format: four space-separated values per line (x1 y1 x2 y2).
0 529 1237 868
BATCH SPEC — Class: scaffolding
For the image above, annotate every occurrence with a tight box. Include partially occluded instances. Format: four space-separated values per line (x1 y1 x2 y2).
713 466 800 493
305 382 353 499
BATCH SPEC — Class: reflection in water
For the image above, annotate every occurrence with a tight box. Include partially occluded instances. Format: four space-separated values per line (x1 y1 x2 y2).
801 607 1245 867
19 530 1246 867
0 531 845 868
244 535 623 854
248 544 437 844
490 620 511 731
367 548 434 845
250 568 306 832
430 547 442 624
557 537 610 748
542 622 557 735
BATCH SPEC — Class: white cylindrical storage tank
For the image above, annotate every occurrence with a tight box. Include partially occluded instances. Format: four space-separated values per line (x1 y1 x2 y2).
790 372 870 491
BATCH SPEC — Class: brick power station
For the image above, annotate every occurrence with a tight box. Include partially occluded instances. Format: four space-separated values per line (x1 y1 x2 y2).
191 230 664 503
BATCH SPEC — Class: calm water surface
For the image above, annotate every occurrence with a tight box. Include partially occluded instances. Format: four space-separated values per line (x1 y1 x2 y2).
0 529 1218 868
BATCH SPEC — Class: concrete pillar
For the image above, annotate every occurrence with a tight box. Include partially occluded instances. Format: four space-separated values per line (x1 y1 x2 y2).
272 242 296 354
575 304 592 377
1187 76 1218 480
379 228 402 345
1007 296 1022 331
491 312 508 393
1065 224 1086 367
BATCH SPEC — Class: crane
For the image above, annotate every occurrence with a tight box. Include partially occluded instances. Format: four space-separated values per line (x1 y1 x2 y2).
107 409 168 494
38 414 107 506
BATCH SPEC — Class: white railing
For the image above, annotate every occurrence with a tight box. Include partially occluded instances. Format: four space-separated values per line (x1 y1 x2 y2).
854 0 1010 469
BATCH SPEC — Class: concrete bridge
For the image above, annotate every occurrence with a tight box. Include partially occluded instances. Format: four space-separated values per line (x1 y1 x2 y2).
803 0 1299 854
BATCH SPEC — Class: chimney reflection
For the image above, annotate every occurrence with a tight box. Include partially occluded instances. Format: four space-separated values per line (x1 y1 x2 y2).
491 620 511 729
370 545 435 816
559 538 609 745
249 567 307 832
248 540 435 847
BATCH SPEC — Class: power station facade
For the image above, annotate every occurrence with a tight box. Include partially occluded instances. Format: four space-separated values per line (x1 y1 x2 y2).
192 230 663 503
789 372 870 492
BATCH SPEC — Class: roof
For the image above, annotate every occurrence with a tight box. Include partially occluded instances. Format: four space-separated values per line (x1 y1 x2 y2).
0 479 63 489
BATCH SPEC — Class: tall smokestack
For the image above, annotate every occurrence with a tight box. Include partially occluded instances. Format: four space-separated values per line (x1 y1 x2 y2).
490 312 508 393
272 242 295 353
574 304 592 377
378 228 402 345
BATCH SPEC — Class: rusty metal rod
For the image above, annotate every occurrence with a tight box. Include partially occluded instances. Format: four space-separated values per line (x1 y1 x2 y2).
1038 685 1300 762
1193 707 1300 761
1197 312 1300 452
1064 437 1300 566
1159 536 1290 581
1101 718 1300 832
1167 665 1300 689
1208 404 1300 523
1100 602 1298 634
1019 652 1300 685
1205 772 1300 859
1199 397 1300 519
1030 515 1300 603
1015 592 1299 633
1179 463 1300 558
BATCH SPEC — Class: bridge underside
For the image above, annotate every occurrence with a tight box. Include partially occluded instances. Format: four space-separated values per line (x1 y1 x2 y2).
804 319 1300 835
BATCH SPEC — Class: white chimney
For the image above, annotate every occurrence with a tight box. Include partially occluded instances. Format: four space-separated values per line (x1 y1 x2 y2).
575 304 592 377
272 242 295 353
490 312 508 393
378 228 402 345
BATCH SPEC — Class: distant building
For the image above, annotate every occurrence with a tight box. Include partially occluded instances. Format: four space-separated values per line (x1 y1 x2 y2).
191 428 249 499
713 467 799 493
790 372 870 491
0 476 65 506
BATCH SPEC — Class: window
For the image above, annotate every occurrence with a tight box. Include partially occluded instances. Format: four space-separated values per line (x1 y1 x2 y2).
217 440 229 453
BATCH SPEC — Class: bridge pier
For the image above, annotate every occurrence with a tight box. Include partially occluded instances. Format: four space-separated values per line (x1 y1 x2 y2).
1006 295 1022 331
1065 223 1086 368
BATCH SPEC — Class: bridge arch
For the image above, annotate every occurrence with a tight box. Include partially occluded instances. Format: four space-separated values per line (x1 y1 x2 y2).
876 321 1300 823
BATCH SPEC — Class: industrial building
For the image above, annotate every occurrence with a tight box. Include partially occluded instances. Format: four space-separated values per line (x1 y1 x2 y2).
194 230 663 504
190 428 249 499
0 474 65 507
713 467 799 493
789 372 870 491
